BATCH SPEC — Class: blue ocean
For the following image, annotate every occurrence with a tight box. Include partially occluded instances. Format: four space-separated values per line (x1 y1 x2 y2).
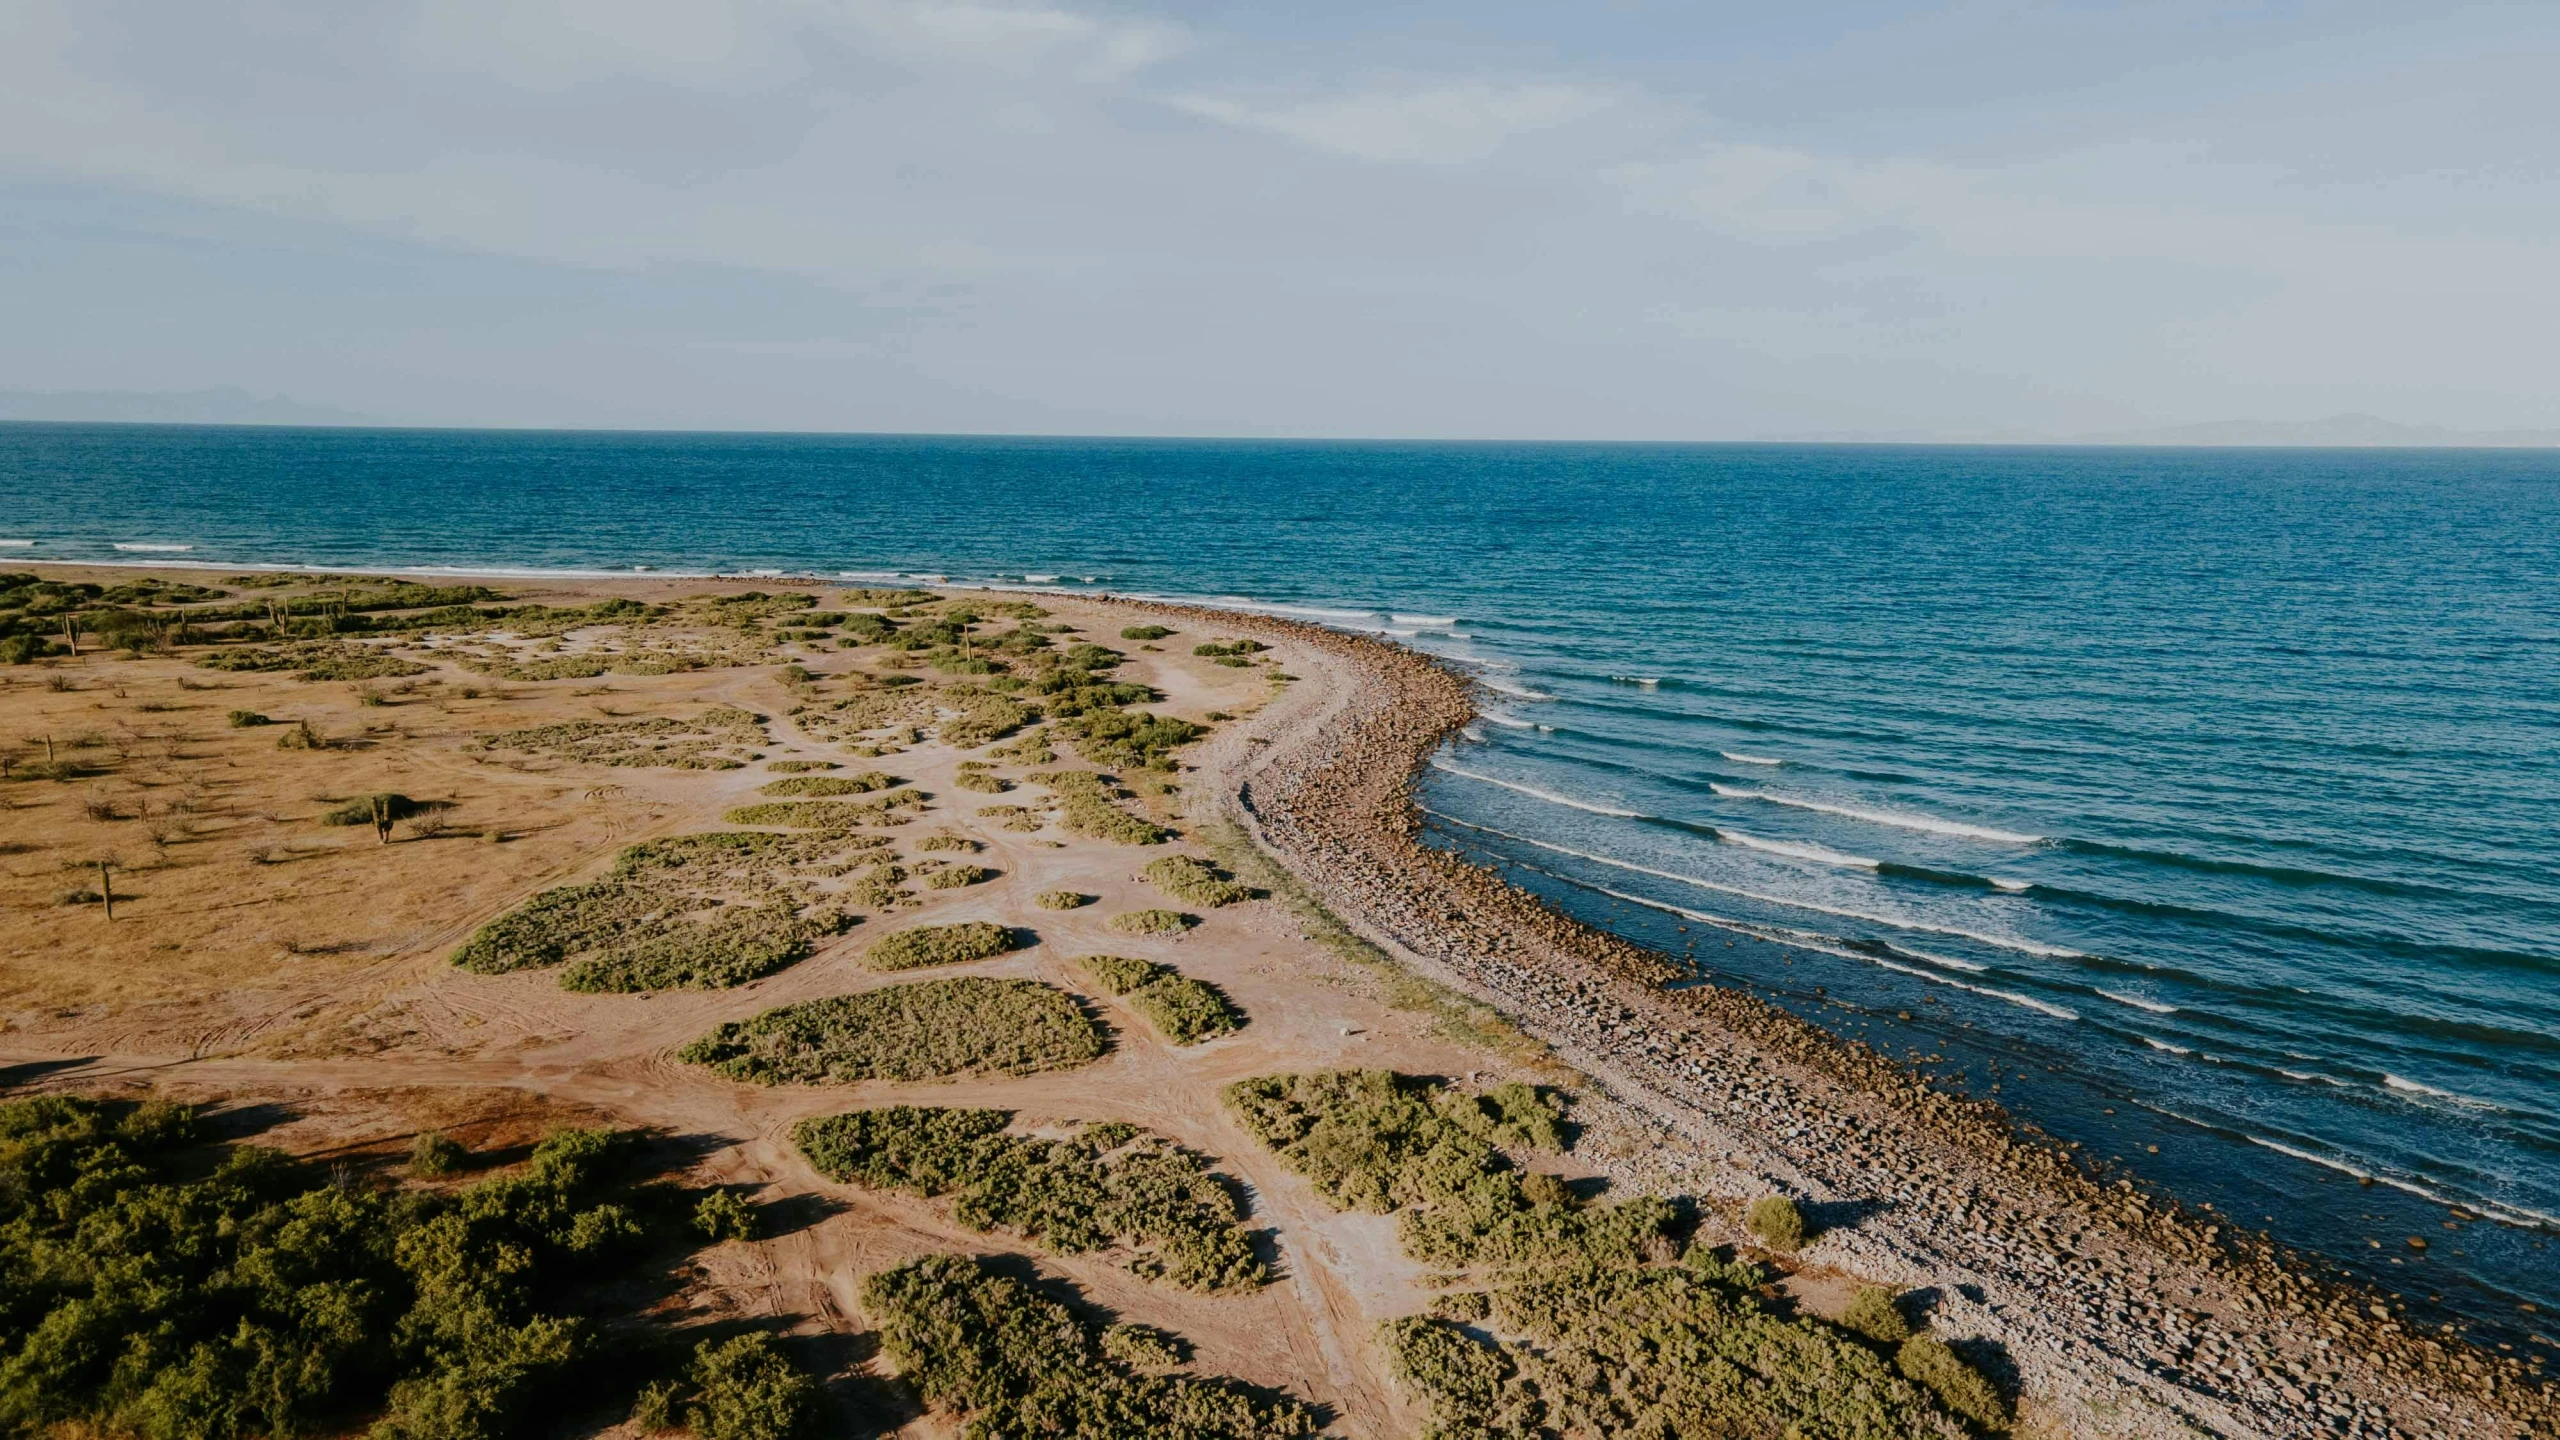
6 424 2555 1342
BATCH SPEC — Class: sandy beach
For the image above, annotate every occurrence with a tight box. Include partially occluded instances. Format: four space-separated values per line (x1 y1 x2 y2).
1 564 2547 1439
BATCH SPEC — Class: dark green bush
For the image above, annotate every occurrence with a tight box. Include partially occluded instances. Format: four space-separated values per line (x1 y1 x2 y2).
693 1190 761 1243
1107 908 1196 937
1119 625 1172 641
678 977 1103 1085
1072 955 1245 1046
1746 1194 1809 1252
1191 640 1268 657
795 1107 1264 1292
1843 1284 1914 1344
1035 770 1168 844
1036 890 1091 910
867 921 1016 971
1140 855 1252 907
226 709 272 727
639 1333 820 1440
756 771 896 796
862 1254 1311 1438
1896 1334 2011 1430
411 1130 468 1177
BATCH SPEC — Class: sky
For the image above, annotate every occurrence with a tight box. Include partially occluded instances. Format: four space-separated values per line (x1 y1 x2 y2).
1 1 2555 439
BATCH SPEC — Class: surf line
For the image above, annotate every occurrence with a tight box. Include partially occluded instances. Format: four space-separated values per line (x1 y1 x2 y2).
1429 762 1878 868
1709 784 2043 845
1424 807 2086 962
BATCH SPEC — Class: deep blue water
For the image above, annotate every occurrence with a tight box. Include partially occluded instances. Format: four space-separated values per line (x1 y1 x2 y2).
6 423 2556 1346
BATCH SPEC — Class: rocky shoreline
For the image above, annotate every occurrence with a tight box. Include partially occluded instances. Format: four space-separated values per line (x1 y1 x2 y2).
1134 598 2553 1440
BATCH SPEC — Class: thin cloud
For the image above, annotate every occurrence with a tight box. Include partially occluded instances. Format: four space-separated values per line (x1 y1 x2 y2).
1170 83 1615 164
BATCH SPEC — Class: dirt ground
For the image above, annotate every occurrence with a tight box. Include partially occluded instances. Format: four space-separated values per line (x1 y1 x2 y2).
0 569 1606 1438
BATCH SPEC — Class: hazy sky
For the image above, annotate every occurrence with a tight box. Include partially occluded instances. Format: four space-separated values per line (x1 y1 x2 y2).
3 1 2555 438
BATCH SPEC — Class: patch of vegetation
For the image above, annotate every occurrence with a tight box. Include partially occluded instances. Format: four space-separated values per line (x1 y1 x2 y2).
1118 625 1172 641
475 707 767 770
1192 640 1268 658
794 1108 1264 1292
723 790 927 829
1107 908 1196 937
837 588 936 608
1895 1334 2011 1431
1052 709 1204 771
922 864 992 889
692 1190 761 1244
756 771 897 796
561 902 853 993
1140 854 1252 908
321 791 432 826
197 640 430 681
410 1130 467 1177
0 1096 734 1440
915 833 979 853
226 709 272 727
1842 1285 1914 1345
679 977 1103 1084
986 728 1056 765
764 759 838 772
862 1254 1312 1438
1036 890 1090 910
631 1333 819 1440
1099 1324 1187 1372
1072 955 1244 1045
866 921 1017 970
939 684 1037 748
1746 1194 1808 1252
977 805 1046 833
1036 770 1169 845
953 762 1011 794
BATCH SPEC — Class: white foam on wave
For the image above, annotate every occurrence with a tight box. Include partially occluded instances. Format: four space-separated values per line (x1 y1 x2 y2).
1476 709 1535 730
1612 675 1661 687
1990 877 2031 893
2277 1068 2350 1086
1427 760 1643 818
1460 726 1487 743
2097 988 2178 1015
1718 829 1878 870
1023 573 1059 583
2383 1074 2504 1111
1709 785 2043 844
2236 1137 2557 1230
0 539 35 548
1720 751 1783 766
839 570 906 580
1868 958 2080 1020
1422 808 2086 960
1886 944 1987 974
113 542 194 552
1479 677 1558 701
2142 1036 2193 1055
1392 613 1458 626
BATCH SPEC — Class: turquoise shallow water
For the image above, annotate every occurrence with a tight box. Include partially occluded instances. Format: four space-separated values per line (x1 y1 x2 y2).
5 424 2555 1345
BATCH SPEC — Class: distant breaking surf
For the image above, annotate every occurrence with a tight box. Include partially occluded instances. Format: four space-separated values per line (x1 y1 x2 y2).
1709 785 2043 844
1427 760 1642 817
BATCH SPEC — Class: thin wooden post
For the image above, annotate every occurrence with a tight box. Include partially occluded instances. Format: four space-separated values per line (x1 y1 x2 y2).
98 861 114 921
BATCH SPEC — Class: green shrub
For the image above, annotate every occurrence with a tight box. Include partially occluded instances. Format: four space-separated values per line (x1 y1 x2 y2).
722 791 926 829
226 709 272 727
862 1254 1311 1438
1100 1323 1188 1371
1119 625 1172 640
1035 770 1168 844
1192 640 1268 657
653 1333 821 1440
1140 854 1252 907
1897 1334 2011 1430
764 759 837 772
1746 1194 1809 1252
915 833 978 852
1072 955 1244 1045
756 771 896 796
1108 908 1195 936
1053 709 1204 770
0 1099 670 1440
410 1130 467 1177
473 707 766 770
322 791 428 826
1843 1284 1914 1344
923 864 992 889
694 1189 761 1243
866 921 1016 970
1036 890 1091 910
678 977 1103 1084
952 764 1011 794
795 1108 1265 1292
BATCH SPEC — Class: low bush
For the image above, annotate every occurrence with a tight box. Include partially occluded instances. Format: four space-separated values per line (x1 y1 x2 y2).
561 903 850 993
862 1254 1311 1438
1036 770 1168 844
979 805 1047 833
1036 890 1091 910
1140 854 1252 907
321 791 429 826
409 1130 467 1177
1746 1194 1809 1252
923 864 992 890
1896 1334 2011 1430
474 707 767 770
226 708 271 727
1099 1323 1188 1371
795 1107 1264 1292
952 763 1011 794
723 791 927 829
1053 709 1204 771
1119 624 1172 640
915 833 979 852
635 1333 820 1440
1191 640 1268 657
764 759 837 772
1843 1284 1914 1344
679 977 1103 1084
1072 955 1244 1045
1108 908 1195 936
867 920 1016 970
694 1189 761 1243
757 771 896 796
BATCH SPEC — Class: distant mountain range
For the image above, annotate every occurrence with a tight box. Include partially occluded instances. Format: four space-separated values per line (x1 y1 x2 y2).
0 387 381 426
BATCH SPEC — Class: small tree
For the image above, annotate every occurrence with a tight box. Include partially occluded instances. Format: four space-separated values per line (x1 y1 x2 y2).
1744 1194 1808 1251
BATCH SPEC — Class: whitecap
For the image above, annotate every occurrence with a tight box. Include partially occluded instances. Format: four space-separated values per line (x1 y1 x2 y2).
1427 761 1644 818
1479 677 1558 701
839 570 906 580
1720 751 1783 766
1477 709 1535 730
2383 1074 2504 1111
1867 958 2080 1020
1885 944 1988 974
1421 809 2087 960
1460 726 1487 743
112 542 194 553
0 539 35 548
1990 877 2031 893
1611 675 1661 687
1023 573 1059 583
1709 785 2043 844
2277 1068 2350 1086
1392 613 1458 626
2097 988 2178 1015
2142 1037 2193 1055
1718 829 1879 869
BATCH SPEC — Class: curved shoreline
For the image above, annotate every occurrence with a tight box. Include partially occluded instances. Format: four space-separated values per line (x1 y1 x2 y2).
1134 597 2554 1440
